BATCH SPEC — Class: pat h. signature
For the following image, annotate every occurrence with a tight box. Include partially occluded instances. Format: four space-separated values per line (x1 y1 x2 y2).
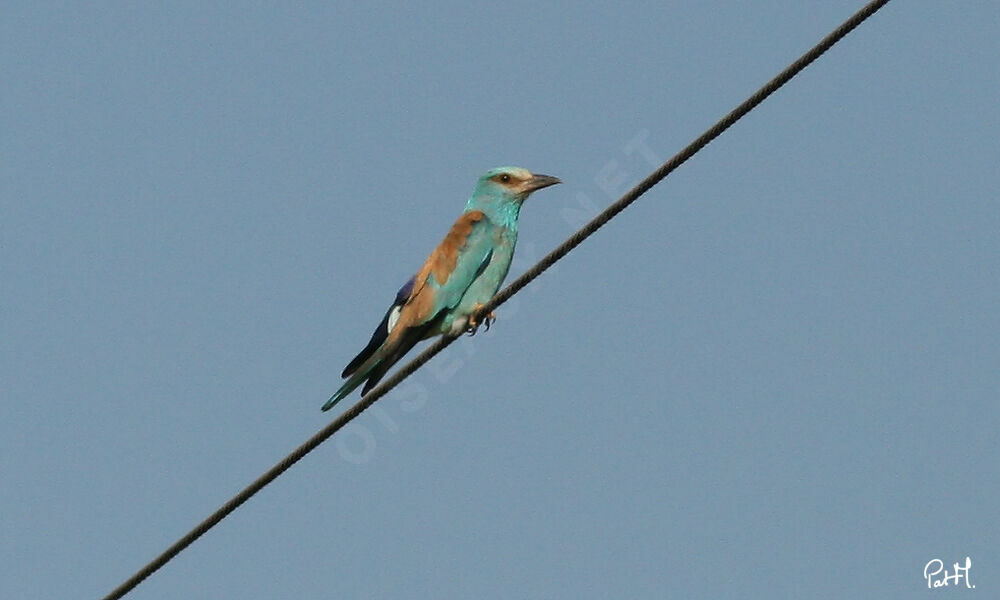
924 557 974 589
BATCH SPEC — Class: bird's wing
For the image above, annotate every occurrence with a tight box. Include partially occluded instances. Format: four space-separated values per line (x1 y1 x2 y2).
327 211 495 408
406 209 496 317
341 275 416 378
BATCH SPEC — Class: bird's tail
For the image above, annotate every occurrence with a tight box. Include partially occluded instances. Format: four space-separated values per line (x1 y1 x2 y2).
322 317 439 412
321 336 405 411
322 362 379 411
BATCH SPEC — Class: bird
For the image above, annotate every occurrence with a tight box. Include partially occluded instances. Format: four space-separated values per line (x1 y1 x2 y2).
322 166 561 411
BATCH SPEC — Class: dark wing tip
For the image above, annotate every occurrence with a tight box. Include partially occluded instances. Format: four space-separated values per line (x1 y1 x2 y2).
341 275 417 378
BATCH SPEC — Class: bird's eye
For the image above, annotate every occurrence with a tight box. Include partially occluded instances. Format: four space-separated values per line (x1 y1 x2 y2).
499 174 511 183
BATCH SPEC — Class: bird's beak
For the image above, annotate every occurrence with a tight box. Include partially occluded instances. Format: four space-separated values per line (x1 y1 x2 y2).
525 174 561 192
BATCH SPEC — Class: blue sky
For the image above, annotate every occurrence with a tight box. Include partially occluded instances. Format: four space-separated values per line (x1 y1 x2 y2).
3 2 998 598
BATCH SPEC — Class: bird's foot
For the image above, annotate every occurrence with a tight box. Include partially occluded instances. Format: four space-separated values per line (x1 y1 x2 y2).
465 306 496 336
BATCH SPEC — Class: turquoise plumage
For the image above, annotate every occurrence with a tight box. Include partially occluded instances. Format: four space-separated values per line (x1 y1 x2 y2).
322 167 560 411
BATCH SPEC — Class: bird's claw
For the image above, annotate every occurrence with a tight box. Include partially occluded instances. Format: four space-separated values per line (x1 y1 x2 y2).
465 307 496 336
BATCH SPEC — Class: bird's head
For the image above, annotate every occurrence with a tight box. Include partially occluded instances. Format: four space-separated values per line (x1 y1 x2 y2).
474 166 561 203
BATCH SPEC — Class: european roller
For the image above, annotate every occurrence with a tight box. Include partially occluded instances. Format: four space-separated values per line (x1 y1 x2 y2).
322 166 560 411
